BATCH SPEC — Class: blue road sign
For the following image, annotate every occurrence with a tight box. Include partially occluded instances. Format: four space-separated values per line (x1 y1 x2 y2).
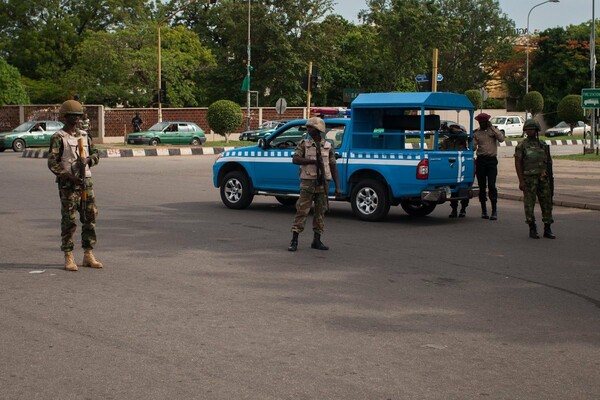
415 73 443 82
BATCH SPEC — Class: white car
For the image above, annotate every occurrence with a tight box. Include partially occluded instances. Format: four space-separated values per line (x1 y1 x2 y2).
545 121 591 137
489 115 524 137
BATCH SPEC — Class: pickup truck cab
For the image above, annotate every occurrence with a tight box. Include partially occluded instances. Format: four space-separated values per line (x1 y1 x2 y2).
213 92 477 221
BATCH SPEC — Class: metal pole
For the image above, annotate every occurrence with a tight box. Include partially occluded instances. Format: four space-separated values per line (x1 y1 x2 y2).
246 0 251 131
592 0 597 149
306 62 312 117
157 25 162 122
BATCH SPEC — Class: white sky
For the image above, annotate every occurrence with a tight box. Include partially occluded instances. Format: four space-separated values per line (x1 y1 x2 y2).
332 0 595 31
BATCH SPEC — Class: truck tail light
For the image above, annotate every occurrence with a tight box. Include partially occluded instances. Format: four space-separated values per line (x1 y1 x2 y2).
417 159 429 180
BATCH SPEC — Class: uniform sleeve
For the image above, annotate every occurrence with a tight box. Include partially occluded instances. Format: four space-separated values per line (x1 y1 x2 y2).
493 126 505 143
47 133 66 176
293 140 305 158
88 135 100 167
514 142 524 159
328 145 336 166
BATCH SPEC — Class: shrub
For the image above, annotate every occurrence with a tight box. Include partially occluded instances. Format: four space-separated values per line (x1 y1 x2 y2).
206 100 243 143
464 89 482 110
522 91 544 116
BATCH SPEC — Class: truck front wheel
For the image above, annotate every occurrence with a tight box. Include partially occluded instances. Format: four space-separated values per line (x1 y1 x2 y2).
400 201 436 217
351 179 390 221
220 171 254 209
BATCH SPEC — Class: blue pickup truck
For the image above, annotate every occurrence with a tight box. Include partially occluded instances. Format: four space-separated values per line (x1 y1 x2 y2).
213 92 477 221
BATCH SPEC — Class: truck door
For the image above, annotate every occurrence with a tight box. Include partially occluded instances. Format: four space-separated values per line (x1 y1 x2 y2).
252 124 304 192
328 124 348 196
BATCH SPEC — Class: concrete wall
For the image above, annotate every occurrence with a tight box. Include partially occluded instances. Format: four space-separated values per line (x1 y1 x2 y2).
1 105 528 143
0 105 309 143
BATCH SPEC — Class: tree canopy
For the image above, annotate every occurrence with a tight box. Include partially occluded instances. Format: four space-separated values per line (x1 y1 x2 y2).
0 0 591 112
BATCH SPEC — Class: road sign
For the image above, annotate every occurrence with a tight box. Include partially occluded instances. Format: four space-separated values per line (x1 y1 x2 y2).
415 73 443 82
582 88 600 108
275 97 287 115
343 88 361 103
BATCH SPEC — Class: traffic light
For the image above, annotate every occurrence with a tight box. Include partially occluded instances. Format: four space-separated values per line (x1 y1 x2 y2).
311 66 321 90
424 71 433 91
159 80 167 103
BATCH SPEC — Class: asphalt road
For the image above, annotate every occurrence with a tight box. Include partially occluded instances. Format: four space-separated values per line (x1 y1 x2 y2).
1 151 599 399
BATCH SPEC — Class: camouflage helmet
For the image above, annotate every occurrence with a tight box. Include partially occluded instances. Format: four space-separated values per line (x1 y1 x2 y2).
306 117 326 133
523 119 541 131
59 100 84 117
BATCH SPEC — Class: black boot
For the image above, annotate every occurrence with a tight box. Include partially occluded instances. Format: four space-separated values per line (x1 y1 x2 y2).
311 233 329 250
490 201 497 221
543 224 556 239
449 207 458 218
529 223 540 239
288 232 299 251
481 202 489 219
458 205 467 218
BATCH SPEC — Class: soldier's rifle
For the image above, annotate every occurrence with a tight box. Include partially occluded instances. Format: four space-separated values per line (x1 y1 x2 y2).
314 139 325 186
544 144 554 198
78 137 88 223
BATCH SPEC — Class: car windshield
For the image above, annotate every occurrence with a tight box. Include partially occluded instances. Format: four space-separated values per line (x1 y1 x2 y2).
490 117 506 124
12 122 36 132
555 122 569 128
148 122 170 131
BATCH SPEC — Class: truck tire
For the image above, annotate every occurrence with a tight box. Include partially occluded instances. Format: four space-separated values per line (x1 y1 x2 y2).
400 201 436 217
220 171 254 209
351 179 390 221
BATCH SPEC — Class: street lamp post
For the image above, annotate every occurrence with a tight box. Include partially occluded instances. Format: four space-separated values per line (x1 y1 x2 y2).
526 0 560 94
246 0 251 131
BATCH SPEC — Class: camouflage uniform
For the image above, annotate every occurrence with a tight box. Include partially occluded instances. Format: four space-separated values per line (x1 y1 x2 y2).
440 132 469 214
291 137 336 234
514 138 553 225
48 129 100 252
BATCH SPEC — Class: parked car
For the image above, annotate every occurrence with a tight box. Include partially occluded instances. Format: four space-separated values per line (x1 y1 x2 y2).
545 121 590 137
126 122 206 146
0 121 64 152
489 115 524 137
239 119 292 141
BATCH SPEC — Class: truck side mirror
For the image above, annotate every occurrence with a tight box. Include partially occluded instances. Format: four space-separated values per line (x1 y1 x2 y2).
258 138 266 149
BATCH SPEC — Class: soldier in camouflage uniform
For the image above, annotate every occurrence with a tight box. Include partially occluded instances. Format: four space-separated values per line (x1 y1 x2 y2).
288 117 341 251
48 100 104 271
514 119 556 239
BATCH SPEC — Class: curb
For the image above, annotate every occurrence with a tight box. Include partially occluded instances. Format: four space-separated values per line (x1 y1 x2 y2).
499 139 590 147
22 147 236 159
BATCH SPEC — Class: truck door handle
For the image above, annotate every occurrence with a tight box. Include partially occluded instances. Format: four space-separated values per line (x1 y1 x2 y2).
335 153 341 159
448 158 456 162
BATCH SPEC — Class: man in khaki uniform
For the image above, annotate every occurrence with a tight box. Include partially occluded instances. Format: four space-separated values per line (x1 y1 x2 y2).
473 113 505 220
288 117 341 251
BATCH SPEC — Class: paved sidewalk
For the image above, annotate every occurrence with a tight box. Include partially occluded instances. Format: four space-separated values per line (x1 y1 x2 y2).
496 158 600 211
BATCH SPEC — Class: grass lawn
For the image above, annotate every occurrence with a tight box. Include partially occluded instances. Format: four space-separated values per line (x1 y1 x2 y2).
554 152 600 161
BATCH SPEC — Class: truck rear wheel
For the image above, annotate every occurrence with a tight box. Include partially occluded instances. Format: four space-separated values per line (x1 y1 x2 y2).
400 201 436 217
351 179 390 221
220 171 254 209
